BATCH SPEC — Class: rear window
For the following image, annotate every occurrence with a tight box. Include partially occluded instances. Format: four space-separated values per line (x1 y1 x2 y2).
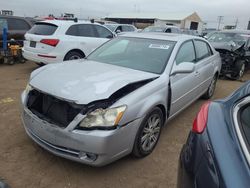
7 18 31 30
28 23 57 35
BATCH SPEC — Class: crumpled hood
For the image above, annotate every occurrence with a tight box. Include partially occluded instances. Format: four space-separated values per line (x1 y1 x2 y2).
30 60 158 104
210 41 242 52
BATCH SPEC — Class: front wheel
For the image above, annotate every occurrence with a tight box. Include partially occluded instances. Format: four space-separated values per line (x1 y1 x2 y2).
230 61 245 80
202 75 217 99
132 107 164 158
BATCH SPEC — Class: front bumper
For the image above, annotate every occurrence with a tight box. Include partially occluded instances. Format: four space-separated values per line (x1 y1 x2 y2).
21 93 142 166
22 48 64 64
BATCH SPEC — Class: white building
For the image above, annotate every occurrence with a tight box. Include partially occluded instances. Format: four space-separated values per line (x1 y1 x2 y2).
105 12 203 33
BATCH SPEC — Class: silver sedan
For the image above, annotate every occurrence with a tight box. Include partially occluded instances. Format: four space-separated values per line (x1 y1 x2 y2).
21 33 221 166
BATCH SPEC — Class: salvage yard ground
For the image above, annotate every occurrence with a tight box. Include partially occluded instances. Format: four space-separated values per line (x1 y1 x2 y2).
0 62 249 188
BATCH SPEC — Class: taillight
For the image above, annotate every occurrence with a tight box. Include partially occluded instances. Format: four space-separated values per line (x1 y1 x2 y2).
40 39 59 47
192 101 211 134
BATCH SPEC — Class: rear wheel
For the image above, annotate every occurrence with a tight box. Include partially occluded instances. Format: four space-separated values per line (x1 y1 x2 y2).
202 75 217 99
132 107 163 158
64 51 84 61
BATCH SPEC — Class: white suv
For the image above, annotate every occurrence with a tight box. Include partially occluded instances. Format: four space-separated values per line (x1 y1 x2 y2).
22 20 115 64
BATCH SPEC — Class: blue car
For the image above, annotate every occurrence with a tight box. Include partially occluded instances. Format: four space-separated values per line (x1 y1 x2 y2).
177 80 250 188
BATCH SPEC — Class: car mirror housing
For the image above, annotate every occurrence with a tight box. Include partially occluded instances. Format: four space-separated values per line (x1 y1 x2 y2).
171 62 195 75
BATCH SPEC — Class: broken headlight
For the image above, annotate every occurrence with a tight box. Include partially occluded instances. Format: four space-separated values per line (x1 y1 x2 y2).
79 105 127 129
25 84 33 94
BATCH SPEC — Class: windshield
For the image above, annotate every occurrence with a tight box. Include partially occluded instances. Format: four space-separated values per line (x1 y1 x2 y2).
87 37 176 74
208 32 246 46
105 24 116 32
143 26 165 32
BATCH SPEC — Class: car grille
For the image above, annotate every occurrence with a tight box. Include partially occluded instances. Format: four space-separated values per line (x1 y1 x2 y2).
26 89 85 128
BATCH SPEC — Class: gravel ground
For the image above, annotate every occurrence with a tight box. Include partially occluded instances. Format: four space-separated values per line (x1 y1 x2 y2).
0 61 249 188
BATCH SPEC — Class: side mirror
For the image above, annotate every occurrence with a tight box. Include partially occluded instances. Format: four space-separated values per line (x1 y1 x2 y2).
171 62 195 75
106 34 114 39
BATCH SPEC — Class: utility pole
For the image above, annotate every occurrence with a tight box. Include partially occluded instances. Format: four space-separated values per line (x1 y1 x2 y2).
217 16 224 30
235 18 239 29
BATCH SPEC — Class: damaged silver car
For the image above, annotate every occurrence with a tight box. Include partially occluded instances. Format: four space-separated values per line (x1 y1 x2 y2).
21 33 221 166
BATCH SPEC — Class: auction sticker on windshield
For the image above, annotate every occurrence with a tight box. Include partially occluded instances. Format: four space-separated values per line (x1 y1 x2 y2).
149 44 170 50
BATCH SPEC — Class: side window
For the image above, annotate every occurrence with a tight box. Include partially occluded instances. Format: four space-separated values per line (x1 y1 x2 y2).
194 40 211 61
176 41 196 65
122 25 135 32
66 25 78 36
116 26 122 32
94 25 113 38
165 28 171 33
7 18 30 30
78 24 96 37
240 105 250 147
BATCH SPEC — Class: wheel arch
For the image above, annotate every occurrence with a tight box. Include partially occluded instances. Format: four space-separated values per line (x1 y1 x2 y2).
63 49 86 60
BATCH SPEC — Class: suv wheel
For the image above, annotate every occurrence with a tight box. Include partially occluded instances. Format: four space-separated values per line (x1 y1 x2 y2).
64 51 84 61
202 75 217 99
132 107 163 158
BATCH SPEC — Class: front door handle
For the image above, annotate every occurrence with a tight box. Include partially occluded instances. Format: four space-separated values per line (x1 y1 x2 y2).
195 71 200 76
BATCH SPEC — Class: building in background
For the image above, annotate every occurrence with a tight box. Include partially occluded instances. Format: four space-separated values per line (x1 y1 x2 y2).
105 12 203 32
0 10 13 16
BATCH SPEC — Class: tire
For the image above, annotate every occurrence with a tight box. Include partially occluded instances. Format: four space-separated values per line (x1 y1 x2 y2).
64 51 84 61
202 74 217 99
230 61 245 80
132 107 164 158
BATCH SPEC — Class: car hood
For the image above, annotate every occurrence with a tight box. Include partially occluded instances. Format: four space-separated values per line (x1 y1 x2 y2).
210 41 242 51
30 60 158 104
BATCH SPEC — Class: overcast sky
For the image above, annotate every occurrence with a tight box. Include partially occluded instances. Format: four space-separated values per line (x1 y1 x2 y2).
1 0 250 29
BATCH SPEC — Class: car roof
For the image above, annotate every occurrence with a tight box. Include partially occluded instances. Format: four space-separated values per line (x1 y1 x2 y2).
36 19 101 27
105 23 134 26
147 25 179 29
218 30 250 35
119 32 199 42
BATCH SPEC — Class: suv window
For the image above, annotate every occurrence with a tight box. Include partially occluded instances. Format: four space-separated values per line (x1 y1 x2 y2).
165 28 171 33
28 23 57 35
194 40 212 61
65 25 78 36
122 25 135 32
94 25 113 38
78 24 96 37
7 18 30 30
176 41 196 65
240 105 250 147
171 28 180 33
66 24 96 37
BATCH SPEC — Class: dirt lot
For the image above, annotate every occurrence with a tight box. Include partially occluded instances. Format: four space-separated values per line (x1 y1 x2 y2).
0 62 249 188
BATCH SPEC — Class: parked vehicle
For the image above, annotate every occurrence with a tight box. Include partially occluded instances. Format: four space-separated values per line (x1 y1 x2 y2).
22 20 115 65
104 24 137 33
142 25 181 34
208 30 250 79
0 15 32 47
21 33 221 166
178 80 250 188
181 29 200 36
202 28 217 37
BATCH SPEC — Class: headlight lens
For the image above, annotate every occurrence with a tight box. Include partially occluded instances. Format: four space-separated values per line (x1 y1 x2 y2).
79 105 127 128
25 84 32 93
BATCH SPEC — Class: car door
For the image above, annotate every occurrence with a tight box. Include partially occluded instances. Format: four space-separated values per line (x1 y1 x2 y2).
193 40 215 94
169 40 201 117
76 24 102 55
